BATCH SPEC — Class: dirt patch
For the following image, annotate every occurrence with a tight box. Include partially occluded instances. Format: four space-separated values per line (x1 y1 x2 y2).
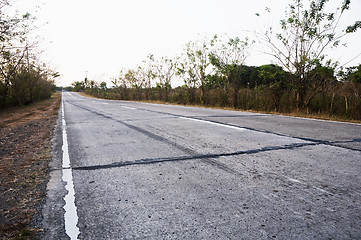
0 92 61 240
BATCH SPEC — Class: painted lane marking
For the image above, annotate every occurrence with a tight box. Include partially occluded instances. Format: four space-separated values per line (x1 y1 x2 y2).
123 106 137 110
73 91 361 126
90 100 108 105
279 114 361 126
179 116 247 131
61 98 80 240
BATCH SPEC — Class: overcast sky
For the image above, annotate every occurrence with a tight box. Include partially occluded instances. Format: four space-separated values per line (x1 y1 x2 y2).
14 0 361 87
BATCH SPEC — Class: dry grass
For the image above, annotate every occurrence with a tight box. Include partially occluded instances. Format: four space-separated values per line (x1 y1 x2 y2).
0 92 61 240
78 91 361 124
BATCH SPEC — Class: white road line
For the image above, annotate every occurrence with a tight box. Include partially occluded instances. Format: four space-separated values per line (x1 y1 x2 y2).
61 98 80 240
179 116 247 131
277 113 361 126
90 99 108 104
123 106 137 110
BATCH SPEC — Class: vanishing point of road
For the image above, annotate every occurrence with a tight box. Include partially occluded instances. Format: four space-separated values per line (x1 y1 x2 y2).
43 92 361 239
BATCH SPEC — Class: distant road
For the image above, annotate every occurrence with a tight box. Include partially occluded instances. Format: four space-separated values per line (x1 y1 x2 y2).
43 92 361 239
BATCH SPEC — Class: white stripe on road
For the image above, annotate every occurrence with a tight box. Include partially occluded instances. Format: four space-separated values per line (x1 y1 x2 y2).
179 116 247 131
90 100 108 105
123 106 137 110
61 98 80 240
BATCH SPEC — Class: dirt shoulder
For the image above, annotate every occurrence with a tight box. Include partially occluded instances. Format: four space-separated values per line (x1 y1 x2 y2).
0 92 61 240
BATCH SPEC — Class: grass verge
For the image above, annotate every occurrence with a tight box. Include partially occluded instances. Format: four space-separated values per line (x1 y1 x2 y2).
77 92 361 124
0 92 61 240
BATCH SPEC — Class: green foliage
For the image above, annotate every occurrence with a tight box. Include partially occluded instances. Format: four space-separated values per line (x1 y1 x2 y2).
258 65 288 86
0 65 56 108
0 0 56 109
80 1 360 120
256 0 360 111
86 62 361 120
346 21 361 33
340 64 361 83
100 81 107 90
71 81 85 92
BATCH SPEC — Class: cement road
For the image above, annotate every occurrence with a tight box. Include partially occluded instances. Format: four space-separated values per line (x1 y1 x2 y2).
43 92 361 239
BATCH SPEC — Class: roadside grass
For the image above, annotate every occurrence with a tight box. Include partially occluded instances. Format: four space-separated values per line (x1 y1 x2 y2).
77 91 361 124
0 92 61 240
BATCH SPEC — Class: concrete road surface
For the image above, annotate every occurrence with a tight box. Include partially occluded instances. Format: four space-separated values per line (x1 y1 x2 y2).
43 92 361 239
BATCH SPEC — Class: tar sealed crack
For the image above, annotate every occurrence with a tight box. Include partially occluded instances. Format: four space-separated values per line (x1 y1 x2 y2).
67 100 361 152
64 100 360 177
67 142 318 172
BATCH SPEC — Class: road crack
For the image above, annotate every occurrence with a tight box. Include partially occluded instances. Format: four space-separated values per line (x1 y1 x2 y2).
64 101 353 178
65 142 318 171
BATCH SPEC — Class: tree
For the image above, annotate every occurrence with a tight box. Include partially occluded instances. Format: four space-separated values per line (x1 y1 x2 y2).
138 55 156 99
210 36 252 86
111 69 128 99
0 1 56 108
124 69 141 88
100 81 107 90
151 55 177 101
0 0 34 93
257 0 361 110
209 35 254 107
71 81 85 92
178 36 216 104
124 69 143 99
340 64 361 83
304 64 337 112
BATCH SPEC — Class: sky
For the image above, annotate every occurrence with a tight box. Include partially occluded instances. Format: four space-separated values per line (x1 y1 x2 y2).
12 0 361 87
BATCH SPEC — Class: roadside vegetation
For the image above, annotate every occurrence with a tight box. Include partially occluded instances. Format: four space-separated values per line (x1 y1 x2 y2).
1 1 60 239
72 0 361 121
0 0 58 110
0 92 61 240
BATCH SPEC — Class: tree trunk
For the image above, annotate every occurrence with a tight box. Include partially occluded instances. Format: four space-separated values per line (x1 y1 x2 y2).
343 95 348 114
233 88 238 108
200 85 205 105
330 93 335 114
296 90 301 112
